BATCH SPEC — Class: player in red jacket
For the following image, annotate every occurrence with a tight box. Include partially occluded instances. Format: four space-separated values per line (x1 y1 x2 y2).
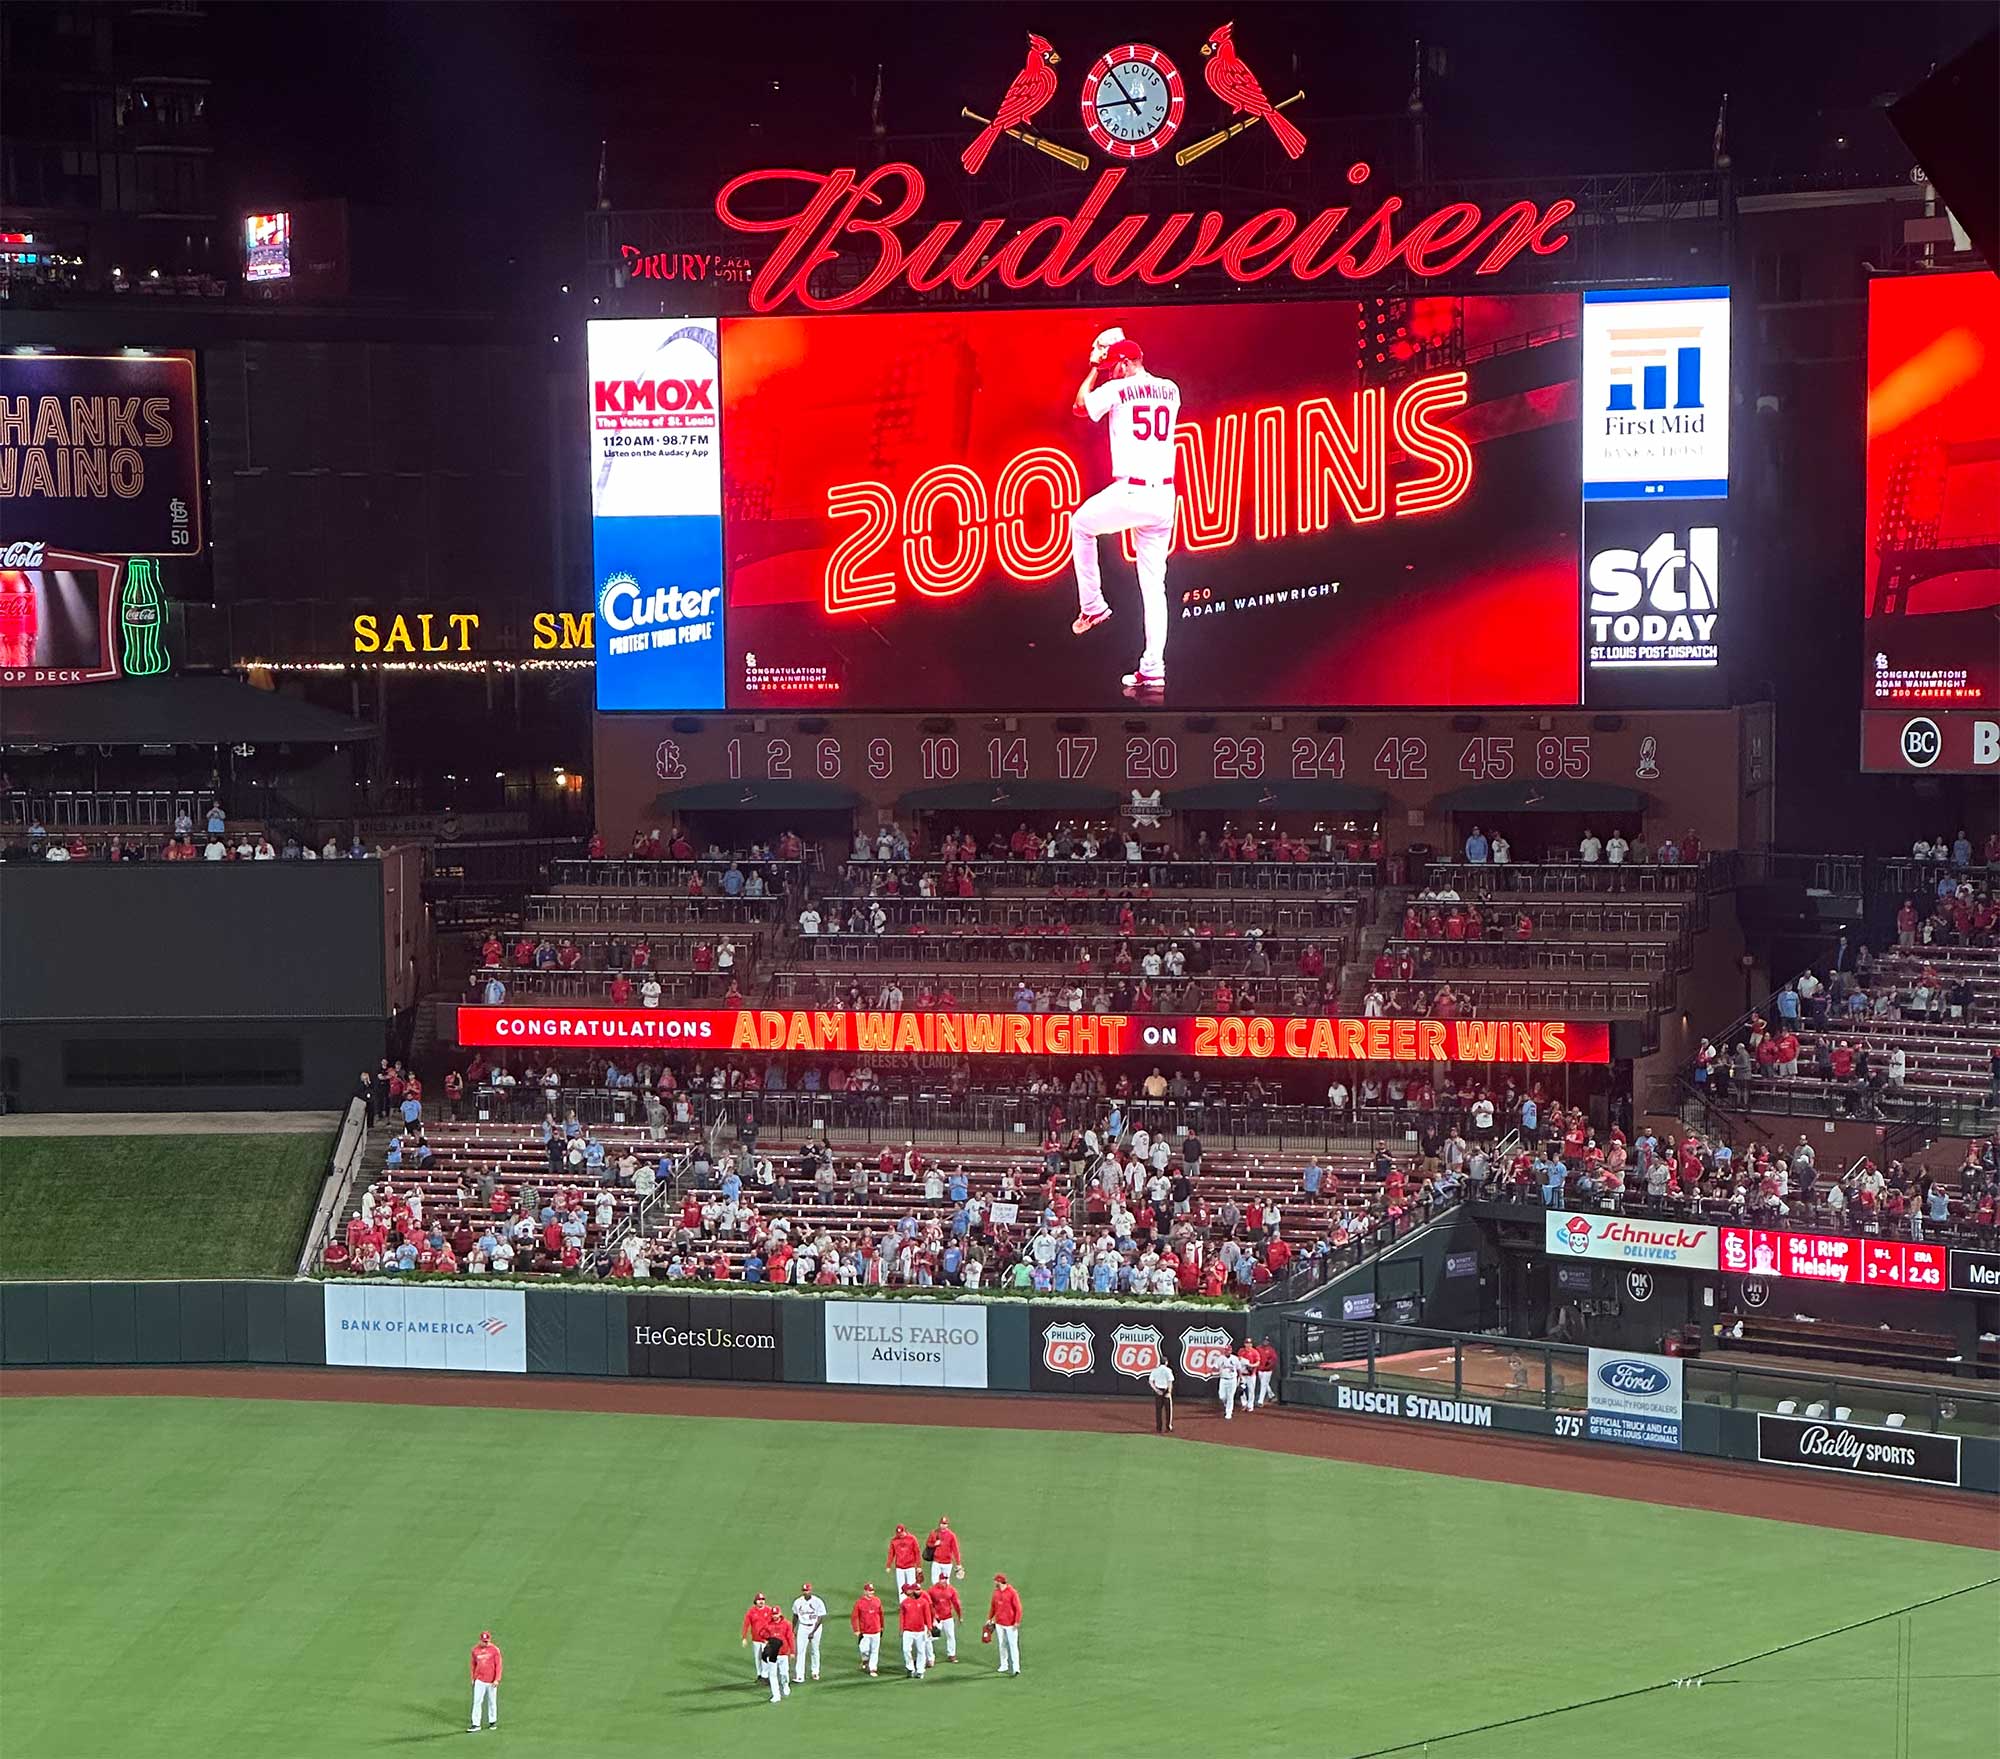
897 1582 933 1678
987 1574 1023 1675
925 1514 964 1585
765 1613 796 1704
850 1582 885 1675
925 1577 963 1663
887 1523 922 1593
741 1592 777 1683
468 1632 503 1733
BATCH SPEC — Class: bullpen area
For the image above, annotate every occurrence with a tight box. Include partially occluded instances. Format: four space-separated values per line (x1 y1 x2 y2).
2 1367 1994 1759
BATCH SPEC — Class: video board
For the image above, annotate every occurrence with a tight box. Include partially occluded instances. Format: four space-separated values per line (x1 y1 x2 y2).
1860 271 2000 774
589 287 1735 713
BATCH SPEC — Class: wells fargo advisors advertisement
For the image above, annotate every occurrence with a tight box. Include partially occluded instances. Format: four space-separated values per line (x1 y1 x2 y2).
717 294 1580 710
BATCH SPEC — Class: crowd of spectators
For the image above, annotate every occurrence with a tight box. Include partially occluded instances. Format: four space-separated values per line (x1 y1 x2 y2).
7 800 381 863
1514 1117 1999 1241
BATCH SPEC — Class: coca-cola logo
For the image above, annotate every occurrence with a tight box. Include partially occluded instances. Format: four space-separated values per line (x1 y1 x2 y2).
1040 1321 1093 1377
1 541 47 568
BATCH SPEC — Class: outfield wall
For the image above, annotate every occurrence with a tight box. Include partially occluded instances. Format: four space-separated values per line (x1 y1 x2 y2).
0 1280 1245 1396
1282 1319 2000 1496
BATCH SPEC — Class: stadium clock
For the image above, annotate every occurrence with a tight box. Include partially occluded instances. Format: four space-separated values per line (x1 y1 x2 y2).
1079 44 1186 159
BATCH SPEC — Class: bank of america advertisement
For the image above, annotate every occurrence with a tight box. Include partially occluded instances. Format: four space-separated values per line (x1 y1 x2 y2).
588 317 724 709
323 1283 526 1373
1581 287 1730 501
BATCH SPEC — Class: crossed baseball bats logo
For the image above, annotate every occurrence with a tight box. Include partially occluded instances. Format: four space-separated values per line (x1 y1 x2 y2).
960 23 1306 174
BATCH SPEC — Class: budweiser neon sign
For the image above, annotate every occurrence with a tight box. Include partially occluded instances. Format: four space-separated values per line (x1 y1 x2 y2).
714 162 1576 314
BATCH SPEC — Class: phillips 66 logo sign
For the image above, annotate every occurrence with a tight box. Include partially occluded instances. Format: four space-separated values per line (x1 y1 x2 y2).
1178 1324 1234 1381
1041 1321 1094 1377
1109 1325 1164 1380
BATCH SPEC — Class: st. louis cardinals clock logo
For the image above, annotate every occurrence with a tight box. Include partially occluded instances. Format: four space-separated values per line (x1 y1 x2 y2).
961 22 1306 174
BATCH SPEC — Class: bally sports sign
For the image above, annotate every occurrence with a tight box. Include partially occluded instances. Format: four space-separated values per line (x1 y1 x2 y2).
1545 1210 1719 1272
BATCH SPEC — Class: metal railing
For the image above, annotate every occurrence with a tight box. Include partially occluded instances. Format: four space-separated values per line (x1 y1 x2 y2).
1509 1194 1998 1251
1254 1199 1454 1305
831 857 1381 894
1282 1321 2000 1438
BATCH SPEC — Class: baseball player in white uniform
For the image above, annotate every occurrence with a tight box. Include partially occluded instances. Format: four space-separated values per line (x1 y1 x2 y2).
1217 1347 1242 1420
790 1583 826 1683
1069 329 1181 693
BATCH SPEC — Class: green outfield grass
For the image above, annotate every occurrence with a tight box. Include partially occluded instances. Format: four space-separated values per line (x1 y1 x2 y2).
0 1134 332 1280
0 1396 1993 1758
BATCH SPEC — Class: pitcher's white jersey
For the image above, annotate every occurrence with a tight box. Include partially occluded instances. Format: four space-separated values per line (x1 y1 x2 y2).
1083 371 1181 481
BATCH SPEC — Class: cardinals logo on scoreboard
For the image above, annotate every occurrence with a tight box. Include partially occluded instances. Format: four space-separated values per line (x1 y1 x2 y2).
1041 1321 1095 1377
1109 1325 1165 1379
1178 1324 1235 1381
959 24 1305 174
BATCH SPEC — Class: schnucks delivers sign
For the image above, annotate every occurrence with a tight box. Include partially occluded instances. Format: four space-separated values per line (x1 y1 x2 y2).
456 1006 1611 1064
1544 1211 1719 1271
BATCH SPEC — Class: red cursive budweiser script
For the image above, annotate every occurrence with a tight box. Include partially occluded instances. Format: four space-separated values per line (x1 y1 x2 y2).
715 163 1577 314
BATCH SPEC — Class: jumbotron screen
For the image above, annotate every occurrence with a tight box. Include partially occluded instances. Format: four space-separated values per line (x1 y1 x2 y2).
1862 272 2000 743
588 294 1583 711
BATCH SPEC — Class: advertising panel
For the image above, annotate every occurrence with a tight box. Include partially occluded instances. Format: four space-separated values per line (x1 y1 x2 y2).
1949 1248 2000 1296
455 1005 1611 1065
626 1292 781 1380
1580 287 1730 501
1719 1227 1948 1293
1585 1347 1683 1450
244 212 291 282
323 1283 526 1373
588 318 725 711
0 351 204 556
1333 1381 1498 1429
823 1299 988 1388
0 545 121 685
1544 1211 1719 1271
1756 1413 1961 1488
1861 271 2000 773
1584 501 1723 671
718 294 1580 710
1026 1309 1245 1395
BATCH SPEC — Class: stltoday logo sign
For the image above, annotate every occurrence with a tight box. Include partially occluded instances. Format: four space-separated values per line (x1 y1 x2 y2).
1582 287 1730 501
1546 1210 1719 1271
1757 1414 1961 1488
1586 511 1721 670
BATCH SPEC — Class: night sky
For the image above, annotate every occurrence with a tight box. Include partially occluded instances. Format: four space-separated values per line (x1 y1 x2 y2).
211 1 1991 290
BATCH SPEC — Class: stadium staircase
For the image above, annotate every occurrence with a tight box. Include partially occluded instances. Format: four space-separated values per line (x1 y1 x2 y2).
1339 884 1412 1008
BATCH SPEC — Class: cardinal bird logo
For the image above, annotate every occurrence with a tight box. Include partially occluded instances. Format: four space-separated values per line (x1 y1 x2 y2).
962 33 1061 174
1200 22 1307 159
